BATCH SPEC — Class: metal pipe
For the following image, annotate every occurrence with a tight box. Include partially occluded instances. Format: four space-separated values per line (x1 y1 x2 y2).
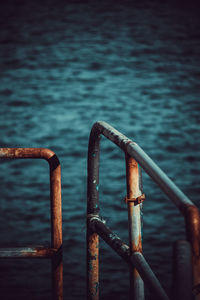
87 122 200 298
125 154 144 300
173 240 193 300
87 228 99 300
0 148 56 160
89 122 193 211
89 216 130 262
0 246 59 258
0 148 63 247
87 132 101 300
126 143 193 211
49 153 63 300
0 148 63 300
131 252 169 300
184 205 200 300
89 217 169 300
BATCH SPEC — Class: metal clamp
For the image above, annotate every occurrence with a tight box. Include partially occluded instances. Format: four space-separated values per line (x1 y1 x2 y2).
124 193 145 205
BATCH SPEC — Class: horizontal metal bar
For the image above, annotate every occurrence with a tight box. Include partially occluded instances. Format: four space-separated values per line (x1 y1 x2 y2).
89 217 169 300
0 246 59 258
0 148 55 161
91 121 193 211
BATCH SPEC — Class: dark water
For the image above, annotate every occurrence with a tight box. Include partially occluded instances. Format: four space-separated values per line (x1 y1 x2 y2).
0 0 200 299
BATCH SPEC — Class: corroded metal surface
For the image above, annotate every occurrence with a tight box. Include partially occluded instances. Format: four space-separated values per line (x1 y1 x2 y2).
87 230 99 300
125 154 144 300
89 217 169 300
124 194 145 205
89 217 129 262
87 121 200 299
183 204 200 300
0 246 58 258
0 148 63 300
89 121 193 210
52 247 63 300
0 147 55 160
48 149 63 300
87 130 100 300
86 128 99 300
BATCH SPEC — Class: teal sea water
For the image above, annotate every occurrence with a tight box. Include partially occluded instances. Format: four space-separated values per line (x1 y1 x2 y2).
0 0 200 299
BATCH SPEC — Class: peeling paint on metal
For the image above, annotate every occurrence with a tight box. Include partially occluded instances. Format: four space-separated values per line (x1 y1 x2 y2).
0 148 63 300
94 282 99 296
89 261 93 271
108 233 120 241
87 121 200 300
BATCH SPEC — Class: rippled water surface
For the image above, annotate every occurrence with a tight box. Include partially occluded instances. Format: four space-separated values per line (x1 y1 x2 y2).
0 0 200 299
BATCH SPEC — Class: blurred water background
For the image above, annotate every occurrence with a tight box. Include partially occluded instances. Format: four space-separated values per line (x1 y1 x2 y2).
0 0 200 299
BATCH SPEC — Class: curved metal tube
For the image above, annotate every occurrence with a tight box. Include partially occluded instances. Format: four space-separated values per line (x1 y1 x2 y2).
87 121 200 300
89 121 194 210
0 148 63 300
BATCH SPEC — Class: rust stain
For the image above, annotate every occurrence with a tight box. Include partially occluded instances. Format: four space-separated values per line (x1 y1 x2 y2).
0 148 63 300
89 232 99 244
0 147 56 161
125 194 145 205
125 154 141 199
88 232 99 300
183 204 200 257
35 246 58 257
22 247 58 258
181 204 200 289
128 159 138 168
131 235 142 253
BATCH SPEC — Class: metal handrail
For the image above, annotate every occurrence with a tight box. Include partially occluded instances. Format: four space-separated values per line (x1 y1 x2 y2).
87 121 200 300
89 216 169 300
0 148 63 300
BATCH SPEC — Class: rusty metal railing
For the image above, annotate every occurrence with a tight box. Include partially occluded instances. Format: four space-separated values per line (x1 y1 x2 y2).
0 148 63 300
87 121 200 300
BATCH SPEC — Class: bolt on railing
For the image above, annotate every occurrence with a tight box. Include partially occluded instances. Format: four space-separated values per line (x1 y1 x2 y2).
86 121 200 300
0 148 63 300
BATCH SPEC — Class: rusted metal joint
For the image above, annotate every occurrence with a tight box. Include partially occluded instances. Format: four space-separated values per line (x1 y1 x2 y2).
124 193 145 205
87 214 106 232
87 214 100 220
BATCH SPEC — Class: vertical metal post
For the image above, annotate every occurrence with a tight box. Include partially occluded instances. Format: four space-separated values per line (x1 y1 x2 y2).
173 240 193 300
87 129 101 300
87 230 99 300
184 205 200 300
125 154 144 300
49 154 63 300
